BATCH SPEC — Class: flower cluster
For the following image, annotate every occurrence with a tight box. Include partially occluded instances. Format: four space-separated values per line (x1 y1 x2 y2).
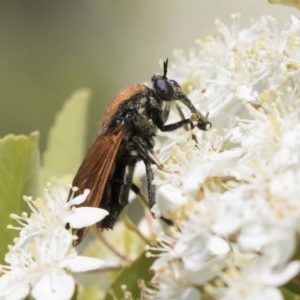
145 15 300 299
0 186 111 300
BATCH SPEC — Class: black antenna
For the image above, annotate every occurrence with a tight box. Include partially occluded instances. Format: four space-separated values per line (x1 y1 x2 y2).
163 58 168 78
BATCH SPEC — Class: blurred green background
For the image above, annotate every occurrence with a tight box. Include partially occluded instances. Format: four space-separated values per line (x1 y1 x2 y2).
0 0 293 150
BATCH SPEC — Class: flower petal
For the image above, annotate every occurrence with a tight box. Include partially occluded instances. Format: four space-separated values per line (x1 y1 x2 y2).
68 189 90 206
207 236 230 256
66 207 109 229
263 261 300 286
155 184 187 217
178 287 200 300
31 270 75 300
62 256 119 272
0 272 30 300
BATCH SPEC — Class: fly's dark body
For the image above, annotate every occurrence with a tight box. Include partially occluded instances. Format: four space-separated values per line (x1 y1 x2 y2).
70 59 211 243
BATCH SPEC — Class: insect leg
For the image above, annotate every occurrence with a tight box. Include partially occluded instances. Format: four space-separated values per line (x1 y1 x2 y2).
118 162 137 206
159 118 192 132
175 103 198 143
178 96 211 130
127 136 157 208
149 103 193 132
130 183 148 206
143 157 156 208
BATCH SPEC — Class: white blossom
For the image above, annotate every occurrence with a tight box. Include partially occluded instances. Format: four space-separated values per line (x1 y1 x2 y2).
0 186 113 300
213 256 300 300
144 15 300 299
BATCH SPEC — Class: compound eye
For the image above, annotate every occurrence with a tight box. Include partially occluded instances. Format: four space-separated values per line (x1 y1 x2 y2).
154 77 174 100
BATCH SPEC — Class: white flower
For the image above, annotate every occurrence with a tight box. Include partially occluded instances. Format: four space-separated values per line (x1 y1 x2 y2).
144 15 300 299
0 231 112 300
213 256 300 300
0 186 114 300
145 256 201 300
9 187 108 248
152 130 240 219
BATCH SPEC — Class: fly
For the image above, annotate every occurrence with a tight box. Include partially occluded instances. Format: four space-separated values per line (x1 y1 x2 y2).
69 59 211 243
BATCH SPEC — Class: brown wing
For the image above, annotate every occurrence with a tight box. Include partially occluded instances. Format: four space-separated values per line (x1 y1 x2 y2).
70 123 128 242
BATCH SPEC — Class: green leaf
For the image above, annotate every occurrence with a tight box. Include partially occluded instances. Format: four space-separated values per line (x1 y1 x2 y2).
41 89 91 185
104 252 154 300
0 132 40 262
282 287 300 300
